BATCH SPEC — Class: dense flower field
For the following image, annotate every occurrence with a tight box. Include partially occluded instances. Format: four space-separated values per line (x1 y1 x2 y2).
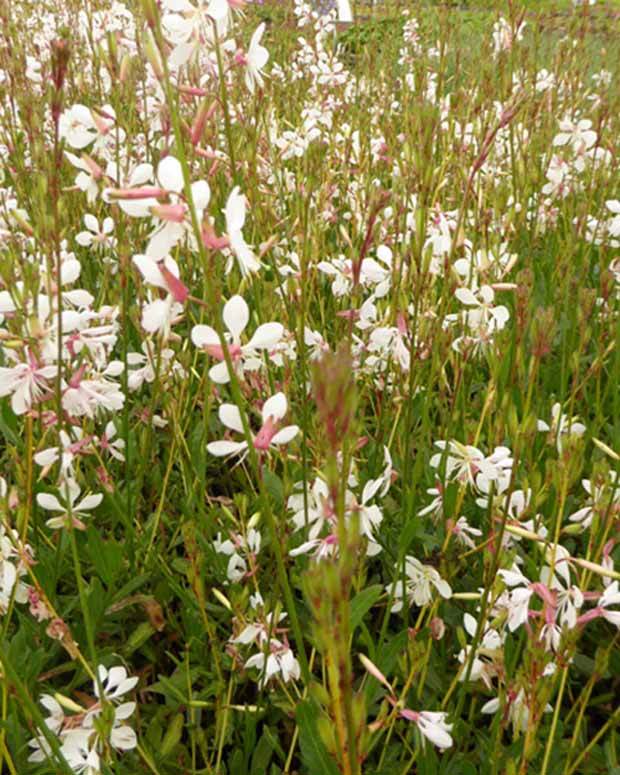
0 0 619 772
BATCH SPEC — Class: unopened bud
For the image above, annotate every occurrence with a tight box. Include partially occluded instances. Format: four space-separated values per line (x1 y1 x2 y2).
191 99 217 146
430 617 445 640
143 29 164 80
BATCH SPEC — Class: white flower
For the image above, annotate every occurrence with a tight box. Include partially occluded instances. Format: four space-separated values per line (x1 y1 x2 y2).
537 402 586 452
553 118 597 154
244 644 301 687
207 392 299 459
245 24 269 94
99 421 126 462
75 215 115 250
94 665 138 703
400 709 453 750
606 200 620 237
112 156 210 260
336 0 353 22
482 688 552 734
61 733 101 775
498 566 534 631
59 105 97 149
132 254 186 335
452 516 482 549
191 295 283 383
34 429 86 478
224 187 261 276
389 556 452 612
0 353 57 415
457 613 503 688
36 480 103 530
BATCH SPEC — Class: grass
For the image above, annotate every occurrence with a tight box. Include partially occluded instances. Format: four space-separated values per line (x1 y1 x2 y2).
0 1 619 774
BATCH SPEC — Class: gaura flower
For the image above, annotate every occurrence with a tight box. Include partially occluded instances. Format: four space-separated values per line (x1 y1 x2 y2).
191 295 283 383
207 392 298 459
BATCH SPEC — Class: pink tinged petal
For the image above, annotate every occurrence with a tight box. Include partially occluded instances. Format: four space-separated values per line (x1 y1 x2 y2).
271 425 299 445
2 563 16 594
359 654 392 690
262 392 287 423
157 156 184 193
12 383 31 415
113 676 139 697
601 582 620 607
191 325 219 348
160 264 189 303
207 440 247 457
169 42 196 69
463 613 477 637
219 404 244 433
246 322 283 349
232 624 262 644
223 296 249 339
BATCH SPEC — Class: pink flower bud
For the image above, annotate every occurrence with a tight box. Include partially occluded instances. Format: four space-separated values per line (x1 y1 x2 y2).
150 203 187 223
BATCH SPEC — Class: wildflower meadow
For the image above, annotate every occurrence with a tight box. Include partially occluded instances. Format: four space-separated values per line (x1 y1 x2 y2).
0 0 619 772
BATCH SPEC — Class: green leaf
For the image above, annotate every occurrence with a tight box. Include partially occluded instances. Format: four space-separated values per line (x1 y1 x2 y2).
263 468 284 508
350 584 383 632
250 731 274 772
85 526 124 587
296 700 339 775
399 514 423 553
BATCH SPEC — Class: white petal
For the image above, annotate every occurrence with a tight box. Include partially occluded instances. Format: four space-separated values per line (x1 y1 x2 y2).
209 361 232 384
133 255 166 290
36 493 64 512
207 0 229 21
271 425 299 445
142 299 170 333
207 440 247 457
83 213 98 232
225 187 246 233
223 296 249 339
246 322 283 349
191 325 219 348
110 725 137 751
455 287 479 306
219 403 244 433
76 494 103 511
191 180 210 212
262 392 287 423
157 155 184 193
